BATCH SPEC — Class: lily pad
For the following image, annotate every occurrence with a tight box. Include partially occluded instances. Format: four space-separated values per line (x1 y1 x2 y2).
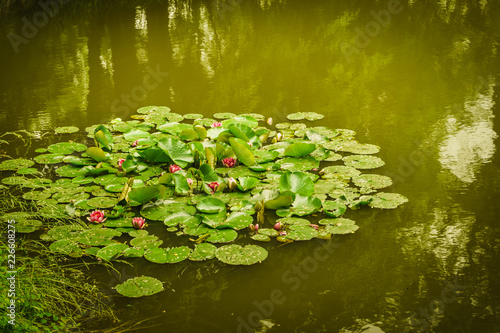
229 138 255 166
115 276 164 298
258 228 279 237
343 155 385 170
189 243 217 261
158 137 194 168
128 186 160 204
49 240 83 257
196 198 226 214
279 157 319 172
283 142 316 158
237 177 259 192
276 194 322 217
55 126 79 134
16 167 39 175
183 113 204 120
123 247 145 258
129 235 163 249
287 112 324 121
96 244 129 261
215 244 268 265
320 165 361 180
323 218 359 234
251 234 271 242
352 174 393 190
285 225 318 241
86 197 119 209
322 201 347 217
48 142 87 154
206 228 238 243
78 228 122 246
34 153 65 164
214 112 236 120
276 217 311 226
141 201 196 221
0 158 35 170
145 246 192 264
336 141 380 154
279 171 314 196
368 192 408 209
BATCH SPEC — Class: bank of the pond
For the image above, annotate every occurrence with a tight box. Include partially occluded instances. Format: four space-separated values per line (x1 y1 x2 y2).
0 188 117 332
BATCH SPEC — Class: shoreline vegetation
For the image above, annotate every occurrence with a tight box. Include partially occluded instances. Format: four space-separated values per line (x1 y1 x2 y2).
0 187 117 332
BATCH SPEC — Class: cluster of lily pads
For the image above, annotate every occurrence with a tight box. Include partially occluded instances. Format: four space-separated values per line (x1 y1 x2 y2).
0 106 407 297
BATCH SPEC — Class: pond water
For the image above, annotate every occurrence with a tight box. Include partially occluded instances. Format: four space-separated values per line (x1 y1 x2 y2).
1 0 499 332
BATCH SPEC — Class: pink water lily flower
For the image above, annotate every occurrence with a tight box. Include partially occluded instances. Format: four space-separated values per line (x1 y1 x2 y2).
222 157 236 168
186 178 194 186
169 164 181 173
117 158 126 171
132 217 146 229
132 140 139 147
87 210 106 224
279 231 287 236
274 222 282 230
211 122 223 128
310 224 319 230
208 181 219 193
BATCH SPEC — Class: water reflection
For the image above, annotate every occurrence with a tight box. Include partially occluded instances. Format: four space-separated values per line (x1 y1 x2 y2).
0 0 499 332
439 78 497 183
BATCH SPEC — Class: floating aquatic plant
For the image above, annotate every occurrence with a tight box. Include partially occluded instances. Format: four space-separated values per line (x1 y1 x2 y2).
0 106 408 297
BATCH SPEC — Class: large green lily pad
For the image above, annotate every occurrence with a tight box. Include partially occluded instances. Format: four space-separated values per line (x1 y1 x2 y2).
96 244 129 261
189 243 217 261
322 201 347 217
279 171 314 196
352 174 393 190
55 126 79 134
0 158 35 170
337 141 380 154
287 112 324 121
323 218 359 234
115 276 164 298
215 244 268 265
196 198 226 214
49 240 83 257
285 225 318 241
342 155 385 170
145 246 192 264
129 235 163 249
368 192 408 209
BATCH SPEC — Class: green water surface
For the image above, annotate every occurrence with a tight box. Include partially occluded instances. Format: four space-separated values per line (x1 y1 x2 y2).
0 0 499 332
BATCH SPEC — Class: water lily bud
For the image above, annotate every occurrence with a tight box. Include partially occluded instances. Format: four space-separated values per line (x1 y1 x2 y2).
266 117 273 125
132 140 139 147
309 224 319 230
132 217 146 229
279 231 287 236
211 122 223 128
274 222 282 230
169 164 181 173
249 223 259 231
222 157 236 168
276 132 283 142
87 210 106 224
227 177 237 190
186 178 194 186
